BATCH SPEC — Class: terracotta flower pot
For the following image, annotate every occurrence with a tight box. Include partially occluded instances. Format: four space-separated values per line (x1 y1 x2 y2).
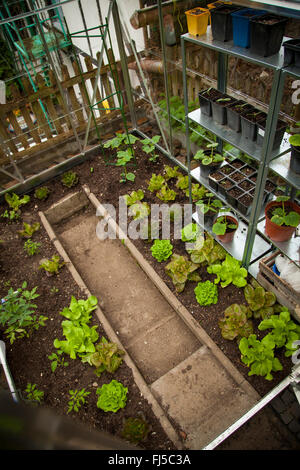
214 215 238 243
265 200 300 242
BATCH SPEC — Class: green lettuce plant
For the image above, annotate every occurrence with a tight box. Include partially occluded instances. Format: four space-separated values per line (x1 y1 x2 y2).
34 186 50 201
258 309 300 357
150 239 173 262
181 223 201 243
123 189 144 206
2 192 30 220
121 415 151 444
61 171 79 188
82 336 124 377
185 183 207 202
218 304 253 341
128 202 150 220
244 278 276 319
194 280 218 306
148 174 165 192
165 254 201 293
156 184 177 202
39 255 64 275
18 222 40 239
163 165 181 181
24 239 41 256
96 380 128 413
207 254 248 288
239 334 283 381
176 175 189 190
187 234 226 265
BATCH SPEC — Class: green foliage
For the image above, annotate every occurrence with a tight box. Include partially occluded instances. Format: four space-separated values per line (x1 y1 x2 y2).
187 234 226 265
150 239 173 262
82 336 124 377
2 193 30 220
156 184 177 202
212 215 237 236
24 239 41 256
194 280 218 306
96 380 128 413
141 135 160 162
61 171 79 188
104 133 138 183
289 133 300 147
244 278 276 319
121 416 151 444
176 175 189 190
67 388 90 414
218 304 253 341
258 309 300 357
239 334 283 381
148 174 165 192
165 254 201 293
163 165 181 181
18 222 40 239
185 183 207 202
34 186 50 201
104 132 139 150
196 193 223 215
54 296 99 360
207 254 248 288
270 196 300 227
194 142 224 165
24 383 44 404
123 190 144 206
0 282 47 344
181 223 201 243
39 255 64 275
129 202 150 220
48 350 69 373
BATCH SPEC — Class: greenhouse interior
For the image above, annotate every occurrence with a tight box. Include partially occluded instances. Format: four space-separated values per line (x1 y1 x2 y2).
0 0 300 453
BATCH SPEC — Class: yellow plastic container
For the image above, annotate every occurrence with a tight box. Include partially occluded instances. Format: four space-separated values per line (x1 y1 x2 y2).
185 8 209 36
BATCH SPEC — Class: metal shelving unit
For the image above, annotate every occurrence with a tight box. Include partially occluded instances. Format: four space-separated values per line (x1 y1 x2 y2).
181 13 299 271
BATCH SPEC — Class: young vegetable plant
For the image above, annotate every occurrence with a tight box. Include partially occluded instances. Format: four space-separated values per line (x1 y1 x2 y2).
165 254 201 293
207 254 248 288
123 189 150 220
104 132 139 183
34 186 50 201
163 165 182 181
185 183 207 202
96 380 128 413
18 222 40 239
218 304 253 341
244 278 277 319
212 215 238 237
269 196 300 228
24 239 41 256
156 184 177 202
150 239 173 262
194 142 224 166
148 174 165 192
187 234 226 265
67 388 90 414
39 255 64 275
196 193 223 215
24 383 44 404
48 350 69 372
181 223 201 243
176 175 189 190
121 415 151 444
0 282 47 344
141 135 160 162
82 336 124 377
194 280 218 306
1 192 30 221
61 171 79 188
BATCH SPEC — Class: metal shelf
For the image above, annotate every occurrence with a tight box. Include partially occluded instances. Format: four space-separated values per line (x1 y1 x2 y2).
192 210 271 264
188 109 290 163
182 29 286 70
257 219 300 268
269 152 300 191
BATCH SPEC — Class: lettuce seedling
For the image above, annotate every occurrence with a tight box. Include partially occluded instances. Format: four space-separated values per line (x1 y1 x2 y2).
194 280 218 306
258 308 300 357
163 165 182 181
148 174 165 192
61 171 79 188
244 278 276 319
82 336 124 377
187 234 226 265
207 254 248 288
185 183 207 202
123 189 144 206
18 222 40 239
176 175 189 190
122 416 151 444
165 254 201 293
156 184 177 202
96 380 128 413
2 192 30 220
181 223 201 243
219 304 253 341
239 334 283 381
24 239 41 256
39 255 64 275
150 239 173 262
34 186 50 201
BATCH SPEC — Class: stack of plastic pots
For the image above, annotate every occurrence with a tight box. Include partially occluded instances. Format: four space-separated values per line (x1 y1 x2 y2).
231 8 267 48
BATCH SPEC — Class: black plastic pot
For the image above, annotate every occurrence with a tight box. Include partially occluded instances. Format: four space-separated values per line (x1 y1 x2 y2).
238 178 255 193
290 145 300 174
210 5 242 42
226 185 244 208
211 94 237 125
226 101 253 133
230 158 246 170
197 149 224 175
240 108 265 141
256 118 287 149
219 163 236 177
229 170 246 185
208 171 224 191
218 176 235 198
240 165 256 178
283 38 300 68
249 14 288 57
198 88 223 117
237 192 253 216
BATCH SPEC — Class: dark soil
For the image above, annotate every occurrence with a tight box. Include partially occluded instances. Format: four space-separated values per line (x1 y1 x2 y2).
231 160 245 170
238 193 253 206
239 179 255 192
210 171 224 181
230 172 245 183
228 187 243 199
240 166 256 177
0 141 299 450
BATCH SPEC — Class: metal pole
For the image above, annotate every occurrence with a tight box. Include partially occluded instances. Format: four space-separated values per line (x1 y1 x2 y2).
157 0 173 155
181 35 192 206
0 340 19 403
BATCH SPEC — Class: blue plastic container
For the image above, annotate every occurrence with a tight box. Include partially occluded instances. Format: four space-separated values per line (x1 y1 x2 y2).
231 8 266 48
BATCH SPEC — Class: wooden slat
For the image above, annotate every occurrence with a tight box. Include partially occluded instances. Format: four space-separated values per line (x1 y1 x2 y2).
6 111 30 149
48 69 72 132
71 60 92 118
84 55 103 114
61 64 85 125
11 83 41 145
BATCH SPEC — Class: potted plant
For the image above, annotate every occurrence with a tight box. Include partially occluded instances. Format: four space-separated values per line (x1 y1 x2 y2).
198 87 223 117
249 14 288 57
240 107 265 141
256 117 287 150
264 196 300 242
226 101 252 133
212 211 239 243
196 192 223 222
288 124 300 174
193 142 224 173
211 94 237 125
